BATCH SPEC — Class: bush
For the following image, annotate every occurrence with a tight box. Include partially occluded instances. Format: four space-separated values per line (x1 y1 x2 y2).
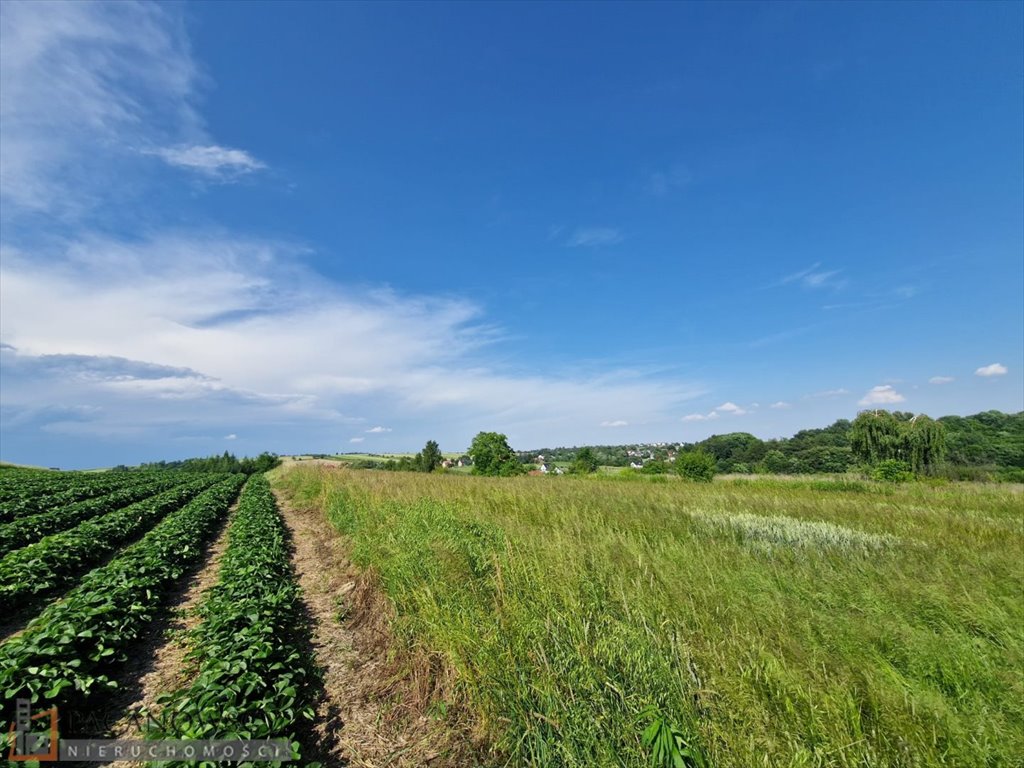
675 450 716 483
640 461 669 475
871 459 914 483
998 467 1024 483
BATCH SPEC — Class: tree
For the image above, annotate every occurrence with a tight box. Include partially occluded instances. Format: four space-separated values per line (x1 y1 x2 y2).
699 433 765 472
675 450 716 482
907 415 946 474
851 410 947 475
760 450 793 474
571 447 599 474
418 440 443 473
851 410 908 465
468 432 524 476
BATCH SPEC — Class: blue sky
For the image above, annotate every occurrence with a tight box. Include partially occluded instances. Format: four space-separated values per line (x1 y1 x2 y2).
1 0 1021 469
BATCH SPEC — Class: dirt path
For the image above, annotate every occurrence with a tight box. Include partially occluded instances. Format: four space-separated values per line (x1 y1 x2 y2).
98 503 238 767
274 489 466 768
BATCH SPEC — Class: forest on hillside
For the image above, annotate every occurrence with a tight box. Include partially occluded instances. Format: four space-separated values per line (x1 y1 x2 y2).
521 410 1024 481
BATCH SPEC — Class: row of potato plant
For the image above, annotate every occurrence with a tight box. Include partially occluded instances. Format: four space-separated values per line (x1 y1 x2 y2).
148 474 318 763
0 471 145 521
0 474 245 716
0 476 222 611
0 474 198 555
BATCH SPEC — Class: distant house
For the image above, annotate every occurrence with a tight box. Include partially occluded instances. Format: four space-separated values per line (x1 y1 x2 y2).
539 464 549 473
630 461 643 469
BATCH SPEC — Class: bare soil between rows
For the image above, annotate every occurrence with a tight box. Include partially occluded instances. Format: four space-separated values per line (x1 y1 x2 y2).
97 502 239 768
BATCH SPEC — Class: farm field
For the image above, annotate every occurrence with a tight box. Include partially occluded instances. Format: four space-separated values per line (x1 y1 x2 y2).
1 463 1021 767
0 468 327 766
274 464 1024 768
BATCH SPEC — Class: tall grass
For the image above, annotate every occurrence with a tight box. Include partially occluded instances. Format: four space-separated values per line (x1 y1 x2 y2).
273 467 1023 767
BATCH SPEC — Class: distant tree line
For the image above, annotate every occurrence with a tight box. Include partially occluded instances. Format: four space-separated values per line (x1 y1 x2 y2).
334 410 1022 482
521 410 1023 481
115 451 281 475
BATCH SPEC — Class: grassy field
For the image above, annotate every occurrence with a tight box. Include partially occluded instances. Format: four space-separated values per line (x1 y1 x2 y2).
274 466 1023 768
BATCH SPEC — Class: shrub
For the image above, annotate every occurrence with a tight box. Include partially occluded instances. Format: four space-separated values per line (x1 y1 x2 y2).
998 467 1024 483
871 459 914 483
675 450 716 483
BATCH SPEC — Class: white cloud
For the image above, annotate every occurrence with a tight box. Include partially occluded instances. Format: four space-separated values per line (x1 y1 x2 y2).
567 228 623 247
770 401 791 409
715 401 746 415
682 411 719 422
929 376 954 385
975 363 1007 377
150 144 265 178
0 1 262 217
365 426 392 433
224 433 237 440
349 437 365 444
600 420 628 427
858 385 906 406
0 1 200 215
0 234 705 448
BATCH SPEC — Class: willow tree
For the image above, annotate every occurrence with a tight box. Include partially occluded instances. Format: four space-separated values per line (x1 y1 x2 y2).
907 415 946 474
851 410 946 474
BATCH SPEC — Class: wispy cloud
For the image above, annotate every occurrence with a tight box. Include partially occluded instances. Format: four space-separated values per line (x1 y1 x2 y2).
682 411 719 422
748 326 813 348
858 385 906 406
224 433 237 440
150 144 265 179
567 228 623 248
975 363 1007 377
804 388 850 399
349 437 365 444
600 420 628 427
647 164 692 196
0 234 704 449
929 376 954 385
773 263 846 291
770 401 791 409
0 1 258 218
365 426 392 433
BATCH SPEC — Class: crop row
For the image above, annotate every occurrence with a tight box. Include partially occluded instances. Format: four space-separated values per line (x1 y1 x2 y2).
0 476 222 612
0 468 99 504
148 475 317 760
0 474 206 556
0 471 149 521
0 474 245 712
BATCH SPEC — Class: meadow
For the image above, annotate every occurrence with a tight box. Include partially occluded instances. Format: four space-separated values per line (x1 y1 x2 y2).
275 466 1024 768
